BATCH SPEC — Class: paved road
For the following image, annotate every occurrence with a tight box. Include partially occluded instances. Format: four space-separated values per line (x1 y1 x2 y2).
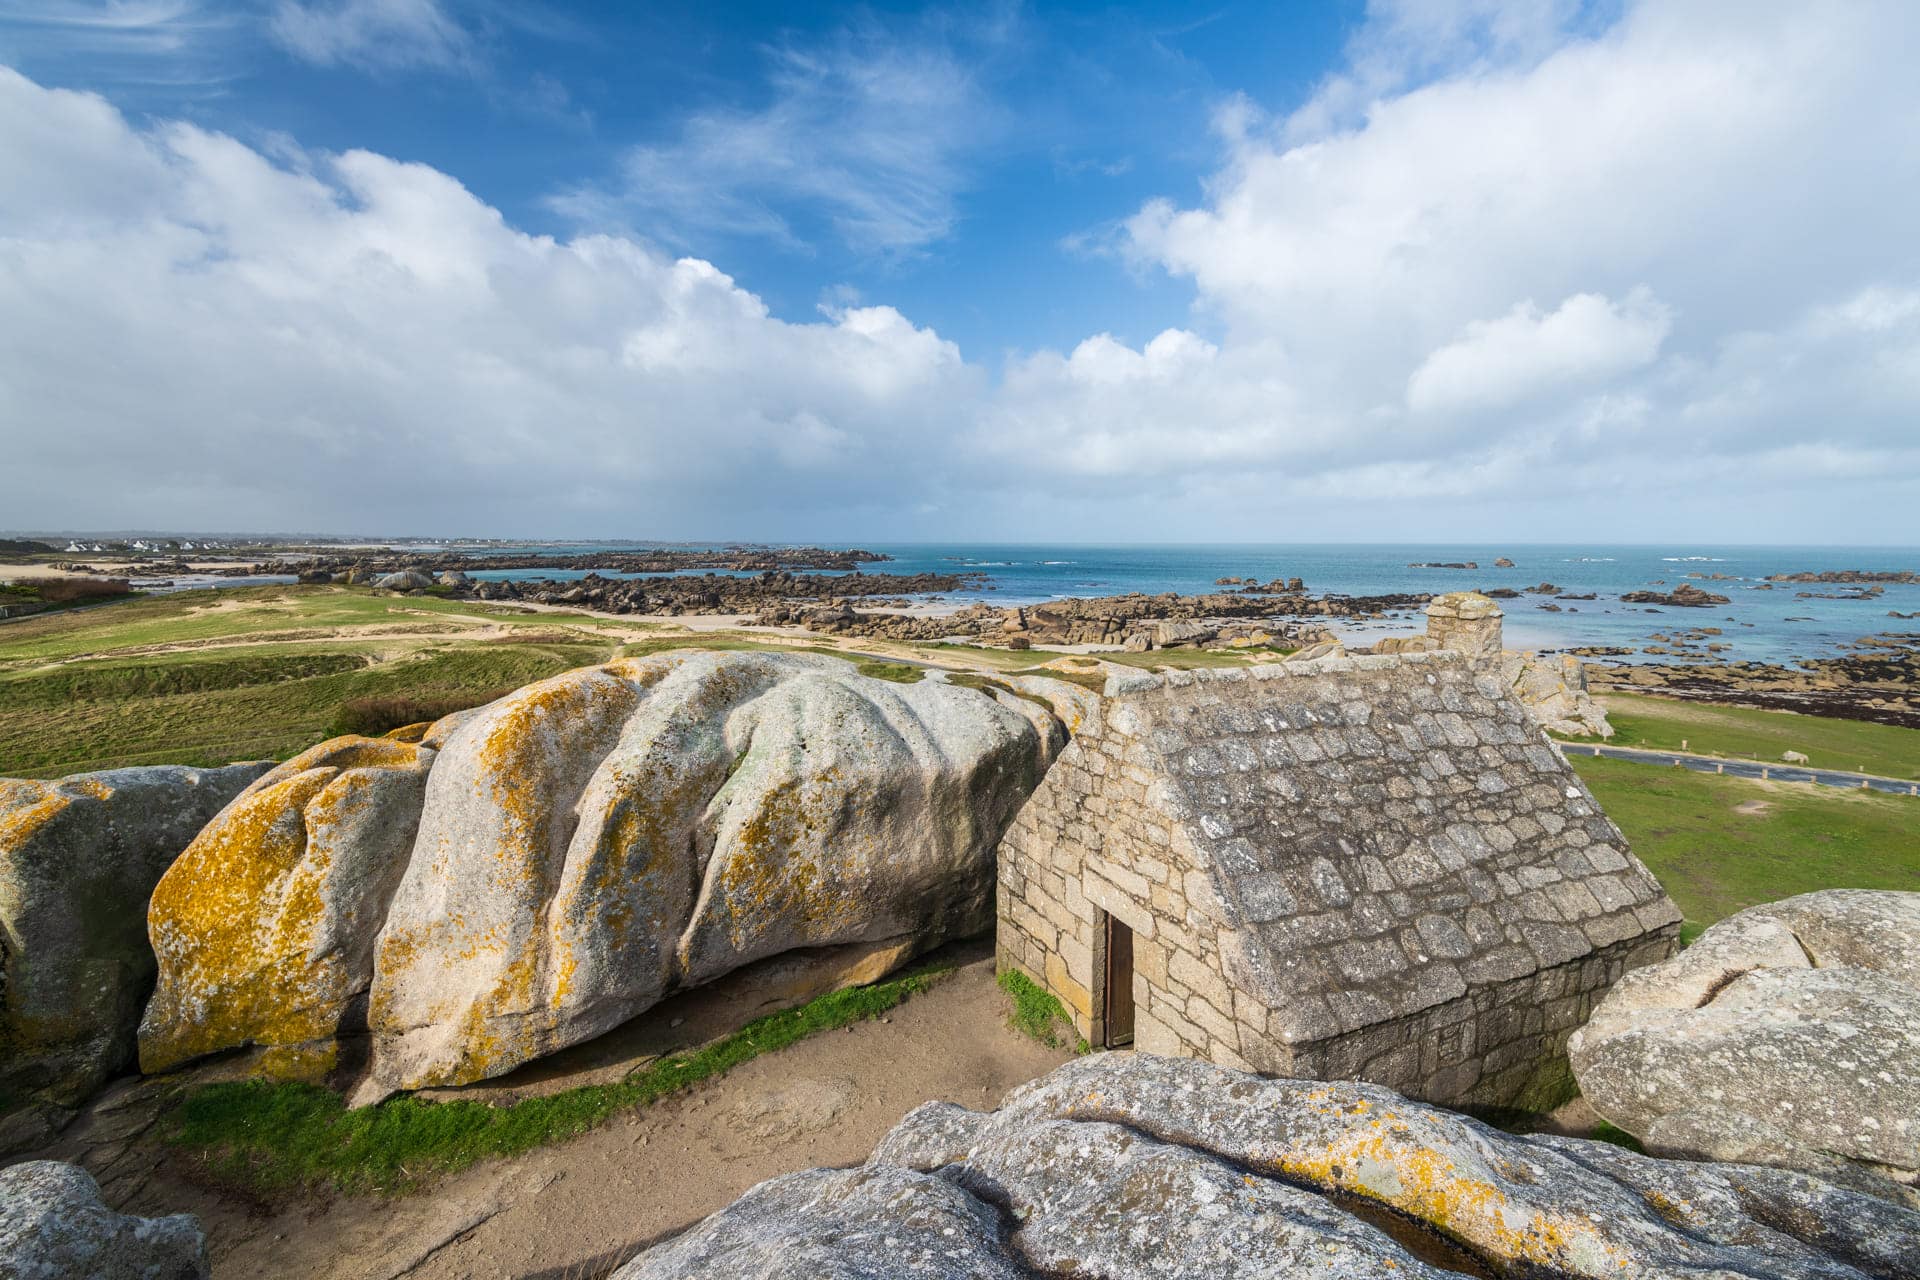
1559 741 1920 796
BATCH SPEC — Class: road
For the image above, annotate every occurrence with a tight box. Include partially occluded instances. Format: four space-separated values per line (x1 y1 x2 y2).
1558 741 1920 796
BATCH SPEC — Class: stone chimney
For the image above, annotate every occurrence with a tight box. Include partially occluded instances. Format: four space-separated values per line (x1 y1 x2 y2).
1425 591 1503 662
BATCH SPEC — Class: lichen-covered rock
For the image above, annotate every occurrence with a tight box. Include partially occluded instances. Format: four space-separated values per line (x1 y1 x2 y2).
1505 650 1613 737
366 651 1053 1094
0 763 269 1106
138 737 437 1079
1569 889 1920 1199
0 1160 207 1279
619 1053 1920 1280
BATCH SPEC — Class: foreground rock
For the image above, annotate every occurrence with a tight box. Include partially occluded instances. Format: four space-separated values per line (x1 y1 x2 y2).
0 1161 207 1279
138 652 1062 1098
619 1053 1919 1279
139 738 440 1079
1571 889 1919 1202
0 763 269 1109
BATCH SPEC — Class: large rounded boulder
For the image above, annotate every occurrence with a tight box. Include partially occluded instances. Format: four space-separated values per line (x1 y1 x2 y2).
0 763 269 1108
137 651 1062 1098
1570 889 1920 1198
619 1052 1920 1280
138 736 439 1080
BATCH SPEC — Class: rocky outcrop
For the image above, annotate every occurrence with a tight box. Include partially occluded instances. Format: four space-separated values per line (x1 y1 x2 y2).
1504 650 1613 737
618 1053 1920 1280
0 1161 206 1279
1571 890 1920 1202
0 763 269 1108
1587 632 1920 729
1621 584 1732 607
137 651 1062 1099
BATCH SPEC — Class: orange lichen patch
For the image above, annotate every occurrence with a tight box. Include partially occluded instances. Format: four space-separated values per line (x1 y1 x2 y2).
382 721 433 743
239 736 425 803
141 745 431 1077
1168 1101 1631 1273
0 781 72 850
713 767 868 951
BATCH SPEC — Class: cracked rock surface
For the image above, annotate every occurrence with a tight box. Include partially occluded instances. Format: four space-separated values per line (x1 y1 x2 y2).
618 1052 1920 1279
1570 889 1920 1201
0 1159 207 1279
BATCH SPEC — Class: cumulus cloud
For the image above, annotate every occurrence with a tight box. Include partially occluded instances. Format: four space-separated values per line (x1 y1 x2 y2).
1406 289 1671 416
0 67 977 534
6 0 1920 540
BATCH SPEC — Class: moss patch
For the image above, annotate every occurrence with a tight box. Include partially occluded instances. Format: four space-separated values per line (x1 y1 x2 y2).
996 967 1086 1053
164 962 955 1197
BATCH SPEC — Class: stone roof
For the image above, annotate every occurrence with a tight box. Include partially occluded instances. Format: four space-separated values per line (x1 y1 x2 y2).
1102 652 1680 1043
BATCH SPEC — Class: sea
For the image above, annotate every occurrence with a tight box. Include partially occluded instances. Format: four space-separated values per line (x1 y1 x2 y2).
154 543 1920 667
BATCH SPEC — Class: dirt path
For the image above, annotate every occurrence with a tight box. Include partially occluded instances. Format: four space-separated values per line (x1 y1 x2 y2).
41 953 1069 1280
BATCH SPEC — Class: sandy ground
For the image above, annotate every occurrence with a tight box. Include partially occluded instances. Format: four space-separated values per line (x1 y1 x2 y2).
38 949 1070 1280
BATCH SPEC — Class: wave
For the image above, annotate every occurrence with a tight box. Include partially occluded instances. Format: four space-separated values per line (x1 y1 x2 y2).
1662 556 1726 562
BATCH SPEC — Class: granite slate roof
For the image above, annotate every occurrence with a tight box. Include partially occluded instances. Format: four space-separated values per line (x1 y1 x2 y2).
1103 652 1680 1041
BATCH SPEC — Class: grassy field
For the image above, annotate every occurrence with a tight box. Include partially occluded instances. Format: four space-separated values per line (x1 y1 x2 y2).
0 587 649 776
0 587 967 776
1573 754 1920 927
1589 692 1920 780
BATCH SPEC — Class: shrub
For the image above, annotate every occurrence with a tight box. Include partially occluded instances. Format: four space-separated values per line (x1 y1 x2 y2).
328 690 511 738
34 577 133 603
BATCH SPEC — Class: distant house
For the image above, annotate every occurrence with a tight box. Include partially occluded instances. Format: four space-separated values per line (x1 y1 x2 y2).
996 643 1680 1110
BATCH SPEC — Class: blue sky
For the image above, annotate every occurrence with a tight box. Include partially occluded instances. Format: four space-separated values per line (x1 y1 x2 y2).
2 1 1917 540
3 2 1360 356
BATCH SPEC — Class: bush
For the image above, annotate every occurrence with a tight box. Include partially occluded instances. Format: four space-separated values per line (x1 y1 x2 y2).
328 690 511 738
34 577 133 603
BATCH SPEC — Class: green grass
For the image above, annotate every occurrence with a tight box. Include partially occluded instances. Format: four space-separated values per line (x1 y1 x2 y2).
165 962 955 1197
1574 754 1920 926
1586 692 1920 781
0 640 611 776
996 967 1087 1053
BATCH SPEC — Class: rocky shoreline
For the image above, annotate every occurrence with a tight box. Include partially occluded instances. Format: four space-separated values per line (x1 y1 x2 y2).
1590 630 1920 728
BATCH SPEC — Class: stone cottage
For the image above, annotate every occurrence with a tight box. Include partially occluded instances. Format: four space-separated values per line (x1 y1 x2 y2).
996 650 1681 1110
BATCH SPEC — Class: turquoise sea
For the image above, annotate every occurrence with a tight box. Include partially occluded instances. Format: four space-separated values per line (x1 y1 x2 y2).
454 543 1919 667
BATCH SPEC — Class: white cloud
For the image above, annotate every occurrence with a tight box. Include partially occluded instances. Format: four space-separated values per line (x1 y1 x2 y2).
556 20 1003 257
0 67 976 535
268 0 472 72
7 0 1920 541
1406 288 1671 416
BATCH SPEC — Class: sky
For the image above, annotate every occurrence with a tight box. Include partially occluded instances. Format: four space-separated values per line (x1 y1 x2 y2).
2 0 1917 542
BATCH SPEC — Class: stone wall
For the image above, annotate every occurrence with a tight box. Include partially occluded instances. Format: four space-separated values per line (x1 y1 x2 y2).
996 651 1680 1108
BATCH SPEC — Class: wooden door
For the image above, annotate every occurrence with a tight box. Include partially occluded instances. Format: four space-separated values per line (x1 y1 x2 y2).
1104 913 1135 1048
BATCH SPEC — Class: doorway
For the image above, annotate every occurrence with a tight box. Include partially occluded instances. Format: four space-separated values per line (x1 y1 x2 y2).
1103 912 1135 1048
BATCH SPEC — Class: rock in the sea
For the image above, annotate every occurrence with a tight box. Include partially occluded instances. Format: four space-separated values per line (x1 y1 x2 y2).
619 1052 1920 1280
1570 889 1920 1200
139 737 439 1079
0 763 269 1107
136 651 1060 1099
0 1160 207 1279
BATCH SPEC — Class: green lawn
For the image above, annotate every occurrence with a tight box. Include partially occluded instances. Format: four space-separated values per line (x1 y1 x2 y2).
1588 693 1920 781
1574 754 1920 927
